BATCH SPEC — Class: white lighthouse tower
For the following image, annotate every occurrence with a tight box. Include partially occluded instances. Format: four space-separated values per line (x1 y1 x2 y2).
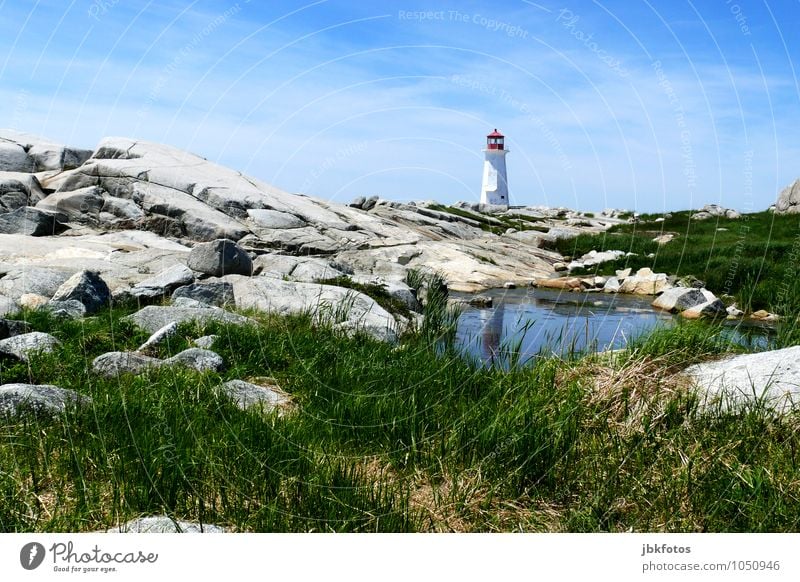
480 129 509 208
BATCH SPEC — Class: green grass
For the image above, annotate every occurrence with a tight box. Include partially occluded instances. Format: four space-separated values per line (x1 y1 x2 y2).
2 303 799 532
551 210 800 313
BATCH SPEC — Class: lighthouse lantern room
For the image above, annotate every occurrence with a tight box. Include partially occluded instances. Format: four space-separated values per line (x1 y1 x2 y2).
480 129 509 207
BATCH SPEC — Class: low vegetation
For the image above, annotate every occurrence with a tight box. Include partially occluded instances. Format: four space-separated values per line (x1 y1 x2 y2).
2 297 799 532
552 210 800 314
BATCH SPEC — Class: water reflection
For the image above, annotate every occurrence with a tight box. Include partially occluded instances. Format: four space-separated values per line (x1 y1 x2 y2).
455 287 772 367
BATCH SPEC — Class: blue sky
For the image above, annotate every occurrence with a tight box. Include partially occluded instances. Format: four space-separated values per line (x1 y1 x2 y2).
1 0 798 212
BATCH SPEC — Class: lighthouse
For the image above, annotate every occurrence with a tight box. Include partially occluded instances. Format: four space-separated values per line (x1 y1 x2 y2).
480 129 509 208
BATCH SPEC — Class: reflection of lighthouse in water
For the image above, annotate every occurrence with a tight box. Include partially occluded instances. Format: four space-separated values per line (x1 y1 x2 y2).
478 303 505 362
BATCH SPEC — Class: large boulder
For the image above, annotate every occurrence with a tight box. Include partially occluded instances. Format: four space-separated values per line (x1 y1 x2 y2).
0 332 60 362
0 267 82 301
0 206 67 236
680 299 727 319
0 142 32 172
652 287 708 312
775 179 800 214
534 277 582 290
0 384 89 418
0 172 47 211
187 239 253 277
224 275 399 342
51 270 111 314
618 268 671 295
685 346 800 413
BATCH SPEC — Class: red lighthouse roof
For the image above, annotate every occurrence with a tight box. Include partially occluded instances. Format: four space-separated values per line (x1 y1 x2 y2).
487 129 504 137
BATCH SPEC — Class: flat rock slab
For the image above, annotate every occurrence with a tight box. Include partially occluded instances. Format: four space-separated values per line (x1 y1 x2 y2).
0 332 60 361
131 264 194 299
219 379 292 414
123 305 253 334
684 346 800 413
0 383 89 417
102 516 227 533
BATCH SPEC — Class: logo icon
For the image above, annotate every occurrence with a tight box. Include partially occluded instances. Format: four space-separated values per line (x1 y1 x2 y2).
20 542 46 570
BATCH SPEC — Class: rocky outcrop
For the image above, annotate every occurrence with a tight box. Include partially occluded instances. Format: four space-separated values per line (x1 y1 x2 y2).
0 206 67 236
692 204 741 220
685 346 800 413
775 179 800 214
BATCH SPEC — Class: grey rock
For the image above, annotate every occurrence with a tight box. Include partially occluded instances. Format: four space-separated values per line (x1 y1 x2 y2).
603 277 621 293
171 297 213 309
680 299 727 319
0 318 30 339
131 265 195 300
165 348 224 373
0 206 67 236
361 195 379 211
1 130 92 171
246 209 306 229
93 348 223 376
651 287 709 313
51 270 111 314
0 172 47 211
187 239 252 277
468 295 493 308
0 332 60 361
136 321 178 352
92 352 162 376
349 196 366 209
776 179 800 214
35 186 106 224
101 195 145 221
104 516 227 533
0 266 71 301
0 296 18 317
124 305 253 334
193 335 218 349
46 299 87 319
172 281 234 307
218 379 291 413
685 346 800 413
0 384 88 418
0 142 33 172
223 275 398 342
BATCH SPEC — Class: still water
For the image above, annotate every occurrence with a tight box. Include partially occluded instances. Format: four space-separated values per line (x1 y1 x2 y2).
452 287 768 367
